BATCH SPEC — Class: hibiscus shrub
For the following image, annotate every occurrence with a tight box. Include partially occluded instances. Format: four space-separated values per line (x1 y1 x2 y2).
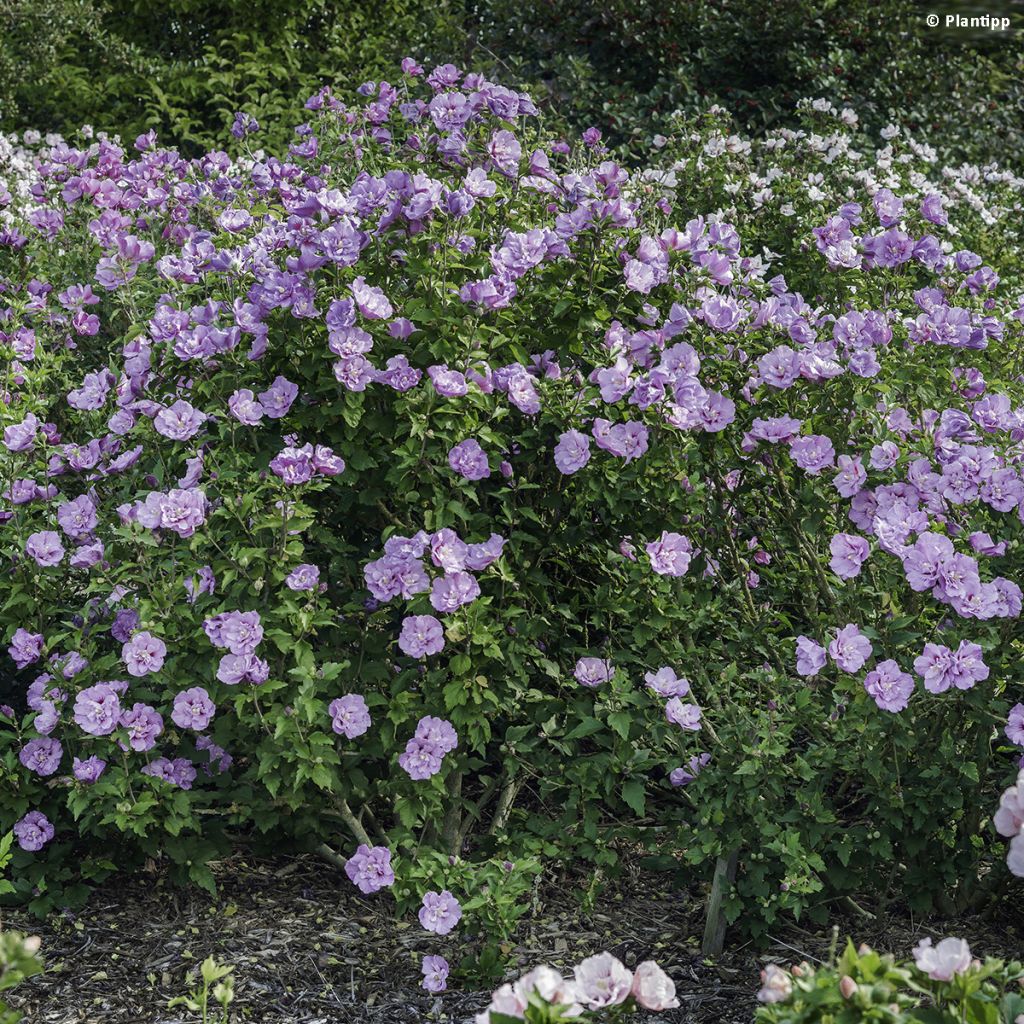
0 63 1023 955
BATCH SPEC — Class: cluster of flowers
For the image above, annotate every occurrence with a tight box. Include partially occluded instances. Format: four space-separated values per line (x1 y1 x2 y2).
364 528 505 657
758 934 983 1005
397 715 459 781
475 953 679 1021
202 610 269 685
572 659 705 739
269 439 345 484
795 627 989 712
10 666 227 843
343 841 462 982
1 55 1021 941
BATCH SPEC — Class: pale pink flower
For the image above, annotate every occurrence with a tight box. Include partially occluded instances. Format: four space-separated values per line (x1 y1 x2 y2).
631 961 680 1010
912 937 972 980
994 769 1024 837
573 952 633 1009
1009 833 1024 878
757 964 792 1003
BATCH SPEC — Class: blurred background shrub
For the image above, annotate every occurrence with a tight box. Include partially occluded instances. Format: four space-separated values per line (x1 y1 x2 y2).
1 0 1021 165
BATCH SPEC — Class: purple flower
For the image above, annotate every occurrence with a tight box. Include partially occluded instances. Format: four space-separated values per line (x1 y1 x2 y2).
153 400 205 441
13 811 54 851
593 419 650 460
914 641 989 693
9 628 44 668
73 755 107 783
465 534 505 571
231 111 259 138
228 389 264 425
665 698 702 730
258 376 299 419
25 531 64 567
398 615 445 658
418 890 462 935
57 495 98 539
119 702 164 751
903 533 954 592
328 694 371 739
185 566 217 603
795 637 827 677
790 435 835 475
828 624 872 673
430 528 468 572
864 659 914 712
429 572 480 613
1010 834 1024 877
20 737 63 776
398 738 445 779
415 716 458 753
644 666 690 697
995 772 1024 837
142 757 197 789
285 564 320 591
122 631 166 676
833 455 867 498
427 365 468 398
171 687 216 730
829 533 869 580
270 444 315 484
670 752 711 787
448 439 490 481
196 735 232 775
4 413 40 452
920 194 947 226
351 276 393 320
646 531 693 577
702 295 745 333
758 345 800 389
421 955 449 993
111 609 140 643
345 844 394 893
137 488 207 537
554 429 591 474
574 657 613 688
216 652 269 685
205 610 263 654
870 442 900 470
1006 704 1024 746
750 416 803 444
73 683 121 735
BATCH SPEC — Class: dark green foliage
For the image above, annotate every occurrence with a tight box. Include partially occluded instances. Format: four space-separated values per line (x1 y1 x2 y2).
0 0 467 154
470 0 1024 166
3 1 1023 166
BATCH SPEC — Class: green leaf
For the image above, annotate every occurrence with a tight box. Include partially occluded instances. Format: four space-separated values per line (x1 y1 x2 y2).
621 779 646 816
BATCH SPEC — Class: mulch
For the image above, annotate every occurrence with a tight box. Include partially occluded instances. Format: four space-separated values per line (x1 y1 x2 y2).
3 853 1020 1024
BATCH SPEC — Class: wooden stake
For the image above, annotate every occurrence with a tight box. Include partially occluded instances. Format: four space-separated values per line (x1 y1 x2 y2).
702 849 739 955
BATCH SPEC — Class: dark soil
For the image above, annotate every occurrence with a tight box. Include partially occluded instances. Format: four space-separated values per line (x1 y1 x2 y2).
3 854 1020 1024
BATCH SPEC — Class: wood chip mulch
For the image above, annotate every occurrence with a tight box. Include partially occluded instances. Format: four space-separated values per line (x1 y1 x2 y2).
3 853 1019 1024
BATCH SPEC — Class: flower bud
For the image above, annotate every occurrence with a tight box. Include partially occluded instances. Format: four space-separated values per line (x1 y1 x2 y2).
839 975 858 999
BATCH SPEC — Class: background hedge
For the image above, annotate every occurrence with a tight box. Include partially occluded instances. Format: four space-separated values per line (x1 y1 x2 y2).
1 0 1022 165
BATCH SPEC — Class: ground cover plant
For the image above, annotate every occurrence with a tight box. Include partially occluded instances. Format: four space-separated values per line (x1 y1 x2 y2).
0 57 1023 999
